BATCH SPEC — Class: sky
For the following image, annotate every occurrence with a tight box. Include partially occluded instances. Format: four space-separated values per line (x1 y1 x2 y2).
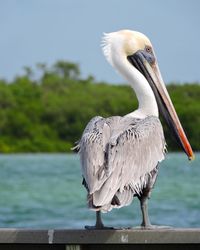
0 0 200 84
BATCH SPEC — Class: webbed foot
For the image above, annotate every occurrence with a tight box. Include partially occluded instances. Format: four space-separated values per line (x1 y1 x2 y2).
85 224 114 230
85 211 114 230
140 224 172 230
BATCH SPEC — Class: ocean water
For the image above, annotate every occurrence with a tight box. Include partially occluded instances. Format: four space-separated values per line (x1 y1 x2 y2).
0 153 199 229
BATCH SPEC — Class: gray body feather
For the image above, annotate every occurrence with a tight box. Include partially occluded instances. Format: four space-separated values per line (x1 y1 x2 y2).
79 115 166 212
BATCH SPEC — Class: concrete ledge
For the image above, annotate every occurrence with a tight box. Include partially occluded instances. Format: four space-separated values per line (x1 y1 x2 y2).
0 228 199 244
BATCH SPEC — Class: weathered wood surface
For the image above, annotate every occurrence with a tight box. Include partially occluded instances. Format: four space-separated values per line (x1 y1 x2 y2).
0 228 199 244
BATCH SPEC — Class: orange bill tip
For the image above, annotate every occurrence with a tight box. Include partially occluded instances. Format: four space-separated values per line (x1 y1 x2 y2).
178 128 194 161
189 154 195 161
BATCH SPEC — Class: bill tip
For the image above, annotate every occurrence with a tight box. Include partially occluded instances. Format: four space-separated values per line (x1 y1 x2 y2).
189 154 195 161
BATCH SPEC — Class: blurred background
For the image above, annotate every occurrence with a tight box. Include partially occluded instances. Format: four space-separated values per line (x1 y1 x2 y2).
0 0 199 229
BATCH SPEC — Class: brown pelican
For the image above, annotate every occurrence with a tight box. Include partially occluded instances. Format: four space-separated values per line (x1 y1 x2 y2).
77 30 194 229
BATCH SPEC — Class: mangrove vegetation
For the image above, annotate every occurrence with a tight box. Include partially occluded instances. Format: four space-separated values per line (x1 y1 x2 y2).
0 61 199 153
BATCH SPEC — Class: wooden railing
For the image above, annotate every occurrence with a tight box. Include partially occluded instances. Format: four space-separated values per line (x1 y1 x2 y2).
0 228 199 249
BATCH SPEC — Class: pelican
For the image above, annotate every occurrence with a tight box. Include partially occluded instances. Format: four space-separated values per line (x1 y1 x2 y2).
77 30 194 229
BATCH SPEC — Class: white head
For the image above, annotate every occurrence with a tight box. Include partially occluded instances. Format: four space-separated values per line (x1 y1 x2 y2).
102 30 159 118
102 30 153 66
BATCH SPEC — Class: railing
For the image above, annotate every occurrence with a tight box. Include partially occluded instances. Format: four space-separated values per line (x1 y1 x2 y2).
0 228 200 249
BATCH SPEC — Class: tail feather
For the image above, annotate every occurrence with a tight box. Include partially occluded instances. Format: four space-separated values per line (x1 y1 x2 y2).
87 187 134 212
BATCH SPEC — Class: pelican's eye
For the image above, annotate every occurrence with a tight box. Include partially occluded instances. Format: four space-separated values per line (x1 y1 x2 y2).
145 45 153 54
142 46 155 65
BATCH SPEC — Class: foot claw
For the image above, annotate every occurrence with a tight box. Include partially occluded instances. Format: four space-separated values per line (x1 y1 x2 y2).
85 225 114 230
140 224 172 230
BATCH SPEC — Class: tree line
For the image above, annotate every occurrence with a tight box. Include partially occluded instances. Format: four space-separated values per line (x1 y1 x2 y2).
0 61 199 153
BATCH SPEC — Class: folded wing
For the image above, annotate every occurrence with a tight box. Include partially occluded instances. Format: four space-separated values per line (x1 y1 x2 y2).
79 115 166 212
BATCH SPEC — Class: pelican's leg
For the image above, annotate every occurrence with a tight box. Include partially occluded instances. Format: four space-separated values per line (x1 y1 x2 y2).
139 190 172 229
139 166 158 229
85 211 113 230
95 211 104 228
139 193 152 228
138 166 171 229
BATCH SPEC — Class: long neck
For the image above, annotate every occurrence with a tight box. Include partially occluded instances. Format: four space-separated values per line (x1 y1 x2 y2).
112 53 159 118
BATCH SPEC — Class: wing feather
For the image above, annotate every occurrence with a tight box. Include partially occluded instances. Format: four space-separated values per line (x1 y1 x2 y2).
94 116 166 206
79 115 166 211
113 116 166 192
79 116 111 193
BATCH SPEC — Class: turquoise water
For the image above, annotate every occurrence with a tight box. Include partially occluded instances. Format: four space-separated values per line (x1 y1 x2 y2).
0 153 199 229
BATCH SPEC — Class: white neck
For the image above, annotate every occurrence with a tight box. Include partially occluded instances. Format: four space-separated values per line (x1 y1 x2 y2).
112 52 159 119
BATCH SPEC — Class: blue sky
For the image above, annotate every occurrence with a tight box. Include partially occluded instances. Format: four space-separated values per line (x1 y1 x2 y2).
1 0 200 83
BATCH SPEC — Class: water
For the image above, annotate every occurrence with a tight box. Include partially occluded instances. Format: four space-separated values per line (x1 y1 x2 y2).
0 153 199 229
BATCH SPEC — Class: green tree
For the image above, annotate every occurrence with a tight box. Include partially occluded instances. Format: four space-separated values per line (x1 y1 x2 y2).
0 61 199 153
53 60 80 80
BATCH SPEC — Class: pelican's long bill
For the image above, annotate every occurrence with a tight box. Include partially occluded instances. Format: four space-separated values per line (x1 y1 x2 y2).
127 50 194 161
